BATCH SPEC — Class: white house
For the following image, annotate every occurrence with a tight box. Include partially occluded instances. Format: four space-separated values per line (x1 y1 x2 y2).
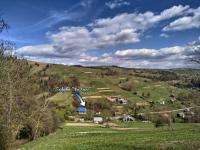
93 117 103 123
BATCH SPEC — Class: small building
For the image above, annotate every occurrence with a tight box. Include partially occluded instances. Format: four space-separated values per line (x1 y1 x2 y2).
122 115 135 122
177 112 185 118
77 107 87 114
156 98 165 105
169 93 176 103
170 98 176 103
106 96 118 102
93 117 103 123
106 96 128 104
118 98 128 104
158 99 165 105
177 110 195 122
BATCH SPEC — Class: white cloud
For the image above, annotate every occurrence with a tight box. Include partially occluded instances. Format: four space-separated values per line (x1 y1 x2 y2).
19 5 190 57
44 5 189 55
78 45 198 68
16 5 200 68
160 33 169 38
18 43 199 69
163 6 200 31
115 48 159 58
105 0 130 9
115 46 186 59
160 46 185 54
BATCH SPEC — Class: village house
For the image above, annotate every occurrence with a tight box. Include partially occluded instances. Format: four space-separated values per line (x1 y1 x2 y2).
177 110 195 122
169 93 176 103
122 114 135 122
93 117 103 124
106 96 128 104
77 107 87 114
158 99 165 105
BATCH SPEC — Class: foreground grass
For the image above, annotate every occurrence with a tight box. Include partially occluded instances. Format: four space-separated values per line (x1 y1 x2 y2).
21 123 200 150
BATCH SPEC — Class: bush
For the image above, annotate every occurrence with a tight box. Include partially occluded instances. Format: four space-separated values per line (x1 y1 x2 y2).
133 91 137 95
16 126 32 139
154 118 164 128
119 82 132 91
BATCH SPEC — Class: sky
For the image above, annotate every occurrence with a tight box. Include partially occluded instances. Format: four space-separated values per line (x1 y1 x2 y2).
0 0 200 68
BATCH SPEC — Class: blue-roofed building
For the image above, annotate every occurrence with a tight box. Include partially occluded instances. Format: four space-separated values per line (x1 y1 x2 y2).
77 107 87 114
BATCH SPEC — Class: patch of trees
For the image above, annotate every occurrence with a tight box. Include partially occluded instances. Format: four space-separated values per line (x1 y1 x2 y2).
134 70 179 81
119 81 132 91
0 52 60 149
0 18 59 149
177 91 200 106
87 100 112 113
190 77 200 88
103 68 119 76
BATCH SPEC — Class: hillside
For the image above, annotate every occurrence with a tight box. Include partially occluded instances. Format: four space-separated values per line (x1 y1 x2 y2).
22 62 199 122
16 61 200 150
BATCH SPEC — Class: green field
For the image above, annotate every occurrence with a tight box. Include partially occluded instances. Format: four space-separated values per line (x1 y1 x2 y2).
21 122 200 150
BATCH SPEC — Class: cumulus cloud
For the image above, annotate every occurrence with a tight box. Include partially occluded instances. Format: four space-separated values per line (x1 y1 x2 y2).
40 5 188 55
115 48 159 58
78 44 199 68
105 0 130 9
16 5 200 68
114 46 186 61
47 26 139 54
163 6 200 31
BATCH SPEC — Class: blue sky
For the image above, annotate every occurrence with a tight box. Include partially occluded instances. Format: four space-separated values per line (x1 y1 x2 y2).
0 0 200 68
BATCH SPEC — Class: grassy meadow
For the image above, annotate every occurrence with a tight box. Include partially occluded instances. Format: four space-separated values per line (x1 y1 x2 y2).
21 122 200 150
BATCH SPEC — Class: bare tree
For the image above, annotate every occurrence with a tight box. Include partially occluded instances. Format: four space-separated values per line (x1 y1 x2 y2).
0 17 59 149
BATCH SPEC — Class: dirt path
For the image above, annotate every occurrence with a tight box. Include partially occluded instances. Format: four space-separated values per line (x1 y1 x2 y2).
65 122 99 126
139 106 198 115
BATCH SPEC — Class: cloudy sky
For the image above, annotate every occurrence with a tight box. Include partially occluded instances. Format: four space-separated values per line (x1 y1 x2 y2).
0 0 200 68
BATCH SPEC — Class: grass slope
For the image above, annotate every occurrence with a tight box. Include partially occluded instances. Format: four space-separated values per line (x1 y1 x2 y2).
21 123 200 150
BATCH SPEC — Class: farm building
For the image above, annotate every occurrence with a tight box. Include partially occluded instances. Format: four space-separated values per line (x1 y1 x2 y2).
122 115 135 122
93 117 103 123
77 107 87 114
106 96 128 104
177 110 195 122
157 99 165 105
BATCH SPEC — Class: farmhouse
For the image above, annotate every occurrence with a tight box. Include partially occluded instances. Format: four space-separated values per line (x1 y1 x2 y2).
169 93 176 103
106 96 128 104
77 107 87 114
93 117 103 123
158 99 165 105
122 115 135 122
177 110 195 122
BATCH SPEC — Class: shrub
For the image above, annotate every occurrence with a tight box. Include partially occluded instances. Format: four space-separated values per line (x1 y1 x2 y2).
154 118 164 128
119 82 132 91
133 91 137 95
